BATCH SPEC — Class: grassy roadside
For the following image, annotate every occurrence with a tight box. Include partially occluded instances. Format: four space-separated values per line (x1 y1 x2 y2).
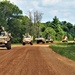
50 42 75 61
11 44 22 47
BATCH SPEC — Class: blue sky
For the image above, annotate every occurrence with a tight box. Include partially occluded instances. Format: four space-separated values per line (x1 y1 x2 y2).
1 0 75 24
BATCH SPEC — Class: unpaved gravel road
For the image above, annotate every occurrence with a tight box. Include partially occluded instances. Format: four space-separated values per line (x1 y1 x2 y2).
0 44 75 75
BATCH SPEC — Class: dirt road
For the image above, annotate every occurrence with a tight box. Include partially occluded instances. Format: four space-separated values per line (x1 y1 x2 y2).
0 44 75 75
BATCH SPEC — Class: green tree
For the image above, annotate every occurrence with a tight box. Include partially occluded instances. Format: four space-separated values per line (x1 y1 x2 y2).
51 16 60 30
0 0 23 43
70 26 75 39
43 27 56 40
0 0 22 28
61 21 73 40
8 15 31 43
66 22 73 33
56 24 65 40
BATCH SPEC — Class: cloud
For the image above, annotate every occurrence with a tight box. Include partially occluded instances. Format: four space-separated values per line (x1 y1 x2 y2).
10 0 40 11
42 0 61 5
49 10 59 16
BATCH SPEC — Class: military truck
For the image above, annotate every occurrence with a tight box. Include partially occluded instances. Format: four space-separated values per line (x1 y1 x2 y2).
46 38 53 43
46 36 53 43
0 26 11 50
22 33 33 45
62 36 68 42
35 36 45 44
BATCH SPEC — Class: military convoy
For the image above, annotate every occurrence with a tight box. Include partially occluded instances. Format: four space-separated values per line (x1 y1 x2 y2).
23 35 53 44
0 26 11 50
0 26 54 50
0 24 75 51
0 26 69 50
0 26 73 51
35 35 54 44
0 26 71 50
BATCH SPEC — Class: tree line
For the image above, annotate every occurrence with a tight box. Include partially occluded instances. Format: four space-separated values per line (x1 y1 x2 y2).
0 0 75 43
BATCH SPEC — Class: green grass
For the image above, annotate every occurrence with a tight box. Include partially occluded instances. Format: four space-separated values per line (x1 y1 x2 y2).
11 43 22 47
50 42 75 61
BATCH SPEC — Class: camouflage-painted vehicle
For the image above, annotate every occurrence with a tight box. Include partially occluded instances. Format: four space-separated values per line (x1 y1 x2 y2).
35 37 45 44
0 26 11 50
22 33 33 45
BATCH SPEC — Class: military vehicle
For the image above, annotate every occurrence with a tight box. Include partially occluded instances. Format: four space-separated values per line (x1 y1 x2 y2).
0 26 11 49
62 36 68 42
46 36 53 43
46 38 53 43
22 33 33 45
35 36 45 44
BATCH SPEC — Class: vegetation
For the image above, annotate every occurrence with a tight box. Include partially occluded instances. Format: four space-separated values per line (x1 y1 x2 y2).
50 43 75 61
0 0 75 43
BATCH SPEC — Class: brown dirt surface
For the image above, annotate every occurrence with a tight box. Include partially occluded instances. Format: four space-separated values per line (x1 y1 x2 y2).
0 44 75 75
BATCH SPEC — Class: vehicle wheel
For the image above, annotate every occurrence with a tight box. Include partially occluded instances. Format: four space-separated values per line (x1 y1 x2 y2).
46 41 48 43
30 41 33 45
23 42 25 45
51 41 53 43
37 41 39 44
6 41 11 50
42 41 45 44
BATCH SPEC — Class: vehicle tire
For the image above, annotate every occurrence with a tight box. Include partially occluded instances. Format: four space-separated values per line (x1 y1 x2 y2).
42 41 45 44
37 41 39 44
46 41 48 43
23 42 25 45
51 41 53 43
30 41 33 45
6 41 11 50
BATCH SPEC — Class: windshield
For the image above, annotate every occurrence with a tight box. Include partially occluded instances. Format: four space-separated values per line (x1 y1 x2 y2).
24 35 31 38
0 32 5 36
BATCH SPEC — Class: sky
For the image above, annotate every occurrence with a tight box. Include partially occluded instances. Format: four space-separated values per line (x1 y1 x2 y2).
1 0 75 24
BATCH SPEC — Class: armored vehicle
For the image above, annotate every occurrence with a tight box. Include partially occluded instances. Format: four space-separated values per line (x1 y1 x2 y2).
46 38 53 43
35 36 45 44
22 33 33 45
62 36 68 42
0 26 11 49
46 36 53 43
